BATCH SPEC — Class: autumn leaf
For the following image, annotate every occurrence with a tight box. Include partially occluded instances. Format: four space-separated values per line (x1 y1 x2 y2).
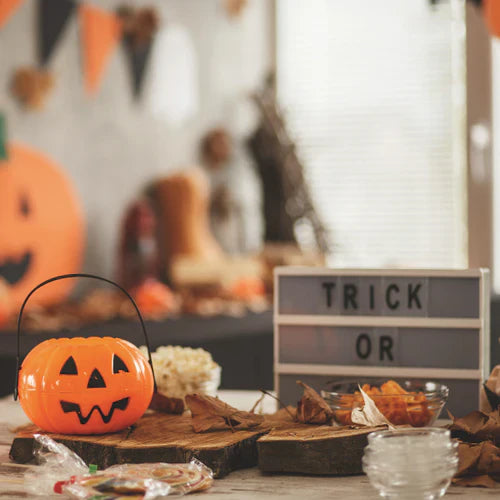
265 406 297 424
449 408 500 446
185 394 264 433
296 381 335 425
448 408 500 487
452 441 500 488
453 475 499 488
149 392 185 415
351 385 394 429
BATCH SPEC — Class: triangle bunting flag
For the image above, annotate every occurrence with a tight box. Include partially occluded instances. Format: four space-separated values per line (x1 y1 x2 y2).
123 36 153 98
38 0 75 66
0 0 24 29
79 3 122 95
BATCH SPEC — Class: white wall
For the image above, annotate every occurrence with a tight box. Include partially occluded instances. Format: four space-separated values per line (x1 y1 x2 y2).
0 0 272 277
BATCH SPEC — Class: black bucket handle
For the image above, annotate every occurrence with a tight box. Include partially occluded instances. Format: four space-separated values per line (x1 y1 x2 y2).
14 273 156 400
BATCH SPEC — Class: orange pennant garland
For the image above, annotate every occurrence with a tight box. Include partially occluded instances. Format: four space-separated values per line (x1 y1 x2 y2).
79 4 122 95
484 0 500 38
0 0 23 29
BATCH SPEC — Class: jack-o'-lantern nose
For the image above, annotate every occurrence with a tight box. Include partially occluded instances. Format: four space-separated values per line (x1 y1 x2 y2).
87 368 106 388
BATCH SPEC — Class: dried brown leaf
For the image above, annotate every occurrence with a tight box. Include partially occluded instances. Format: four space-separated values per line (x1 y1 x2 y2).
449 409 500 446
453 441 500 488
149 392 185 415
185 394 264 433
265 406 297 423
481 366 500 413
351 385 394 429
453 475 500 488
296 381 334 425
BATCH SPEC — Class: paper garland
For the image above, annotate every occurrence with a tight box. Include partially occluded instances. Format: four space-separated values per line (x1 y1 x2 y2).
38 0 75 66
145 25 199 125
0 0 23 29
0 0 205 107
1 0 160 98
123 37 153 97
79 4 122 95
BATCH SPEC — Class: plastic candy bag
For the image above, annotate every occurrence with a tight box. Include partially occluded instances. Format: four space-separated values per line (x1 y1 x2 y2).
59 461 214 498
56 473 171 499
106 461 213 495
24 434 213 498
24 434 88 496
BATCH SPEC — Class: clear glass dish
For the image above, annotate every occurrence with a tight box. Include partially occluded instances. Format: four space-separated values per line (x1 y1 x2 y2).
363 428 458 500
321 379 449 427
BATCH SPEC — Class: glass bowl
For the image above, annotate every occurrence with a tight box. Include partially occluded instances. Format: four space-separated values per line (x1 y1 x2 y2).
321 379 449 427
362 428 458 499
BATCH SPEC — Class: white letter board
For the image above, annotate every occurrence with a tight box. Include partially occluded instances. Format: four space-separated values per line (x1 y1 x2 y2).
274 267 490 416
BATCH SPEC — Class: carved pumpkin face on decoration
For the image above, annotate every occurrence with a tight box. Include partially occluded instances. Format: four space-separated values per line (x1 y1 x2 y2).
0 144 84 310
18 337 154 434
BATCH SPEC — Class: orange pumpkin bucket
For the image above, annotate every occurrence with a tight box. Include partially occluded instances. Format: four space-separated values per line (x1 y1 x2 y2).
14 274 156 435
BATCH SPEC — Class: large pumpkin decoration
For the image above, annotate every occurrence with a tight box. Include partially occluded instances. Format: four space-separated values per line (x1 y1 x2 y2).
16 275 155 435
0 278 10 328
0 144 84 310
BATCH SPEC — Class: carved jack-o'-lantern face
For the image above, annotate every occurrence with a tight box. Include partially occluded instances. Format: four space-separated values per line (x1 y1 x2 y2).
0 144 84 310
18 337 154 434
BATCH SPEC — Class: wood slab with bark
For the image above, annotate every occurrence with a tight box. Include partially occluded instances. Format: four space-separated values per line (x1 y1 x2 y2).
10 411 382 478
9 411 269 478
258 424 384 475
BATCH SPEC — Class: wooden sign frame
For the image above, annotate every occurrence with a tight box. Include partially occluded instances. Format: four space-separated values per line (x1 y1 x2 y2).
274 268 490 411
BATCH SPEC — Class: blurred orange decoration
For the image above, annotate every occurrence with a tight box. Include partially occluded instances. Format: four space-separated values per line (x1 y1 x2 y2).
0 144 84 311
230 277 265 301
10 66 54 110
224 0 248 18
0 0 23 29
79 3 122 94
151 169 223 281
0 279 11 328
133 279 176 318
484 0 500 38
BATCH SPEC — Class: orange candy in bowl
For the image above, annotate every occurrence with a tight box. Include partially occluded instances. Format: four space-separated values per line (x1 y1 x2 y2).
322 380 449 427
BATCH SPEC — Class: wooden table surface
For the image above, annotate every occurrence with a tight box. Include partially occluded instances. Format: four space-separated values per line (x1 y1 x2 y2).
0 392 498 499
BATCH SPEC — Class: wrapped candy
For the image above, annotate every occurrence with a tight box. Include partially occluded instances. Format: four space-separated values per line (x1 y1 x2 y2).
25 434 213 498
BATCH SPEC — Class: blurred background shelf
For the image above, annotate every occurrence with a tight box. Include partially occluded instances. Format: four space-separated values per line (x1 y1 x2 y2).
0 310 273 398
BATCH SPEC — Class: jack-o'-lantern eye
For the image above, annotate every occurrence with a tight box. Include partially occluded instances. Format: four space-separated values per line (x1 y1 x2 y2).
60 356 78 375
87 368 106 388
20 195 30 217
113 354 129 373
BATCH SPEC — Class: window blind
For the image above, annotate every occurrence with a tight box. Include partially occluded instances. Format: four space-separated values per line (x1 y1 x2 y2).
276 0 467 268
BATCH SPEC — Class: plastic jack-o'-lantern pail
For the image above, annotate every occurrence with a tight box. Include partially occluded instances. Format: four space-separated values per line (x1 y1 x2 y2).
14 274 156 435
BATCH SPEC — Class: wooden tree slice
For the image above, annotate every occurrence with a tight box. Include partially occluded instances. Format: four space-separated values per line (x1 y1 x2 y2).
10 412 269 478
10 412 382 478
257 424 383 475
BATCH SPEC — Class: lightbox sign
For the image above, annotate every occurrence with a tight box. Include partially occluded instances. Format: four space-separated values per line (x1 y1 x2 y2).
274 268 490 416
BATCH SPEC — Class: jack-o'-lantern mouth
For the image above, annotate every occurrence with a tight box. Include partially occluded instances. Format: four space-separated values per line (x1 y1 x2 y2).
60 397 130 425
0 251 32 285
